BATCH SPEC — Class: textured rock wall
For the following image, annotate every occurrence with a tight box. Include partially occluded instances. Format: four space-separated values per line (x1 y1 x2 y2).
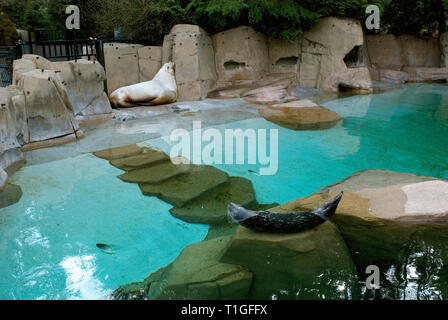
212 26 268 85
103 43 142 95
5 54 112 158
367 34 441 70
162 24 217 101
103 43 166 96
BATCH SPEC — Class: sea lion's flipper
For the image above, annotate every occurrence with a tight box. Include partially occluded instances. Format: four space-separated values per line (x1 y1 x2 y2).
312 192 344 220
227 203 258 223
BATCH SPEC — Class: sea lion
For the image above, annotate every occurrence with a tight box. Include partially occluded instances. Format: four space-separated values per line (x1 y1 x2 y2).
227 192 343 233
109 62 177 108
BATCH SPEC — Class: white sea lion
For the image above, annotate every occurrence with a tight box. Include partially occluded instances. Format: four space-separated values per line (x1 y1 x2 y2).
109 62 177 108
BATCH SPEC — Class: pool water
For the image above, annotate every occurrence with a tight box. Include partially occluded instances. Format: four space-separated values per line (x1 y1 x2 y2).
1 83 447 300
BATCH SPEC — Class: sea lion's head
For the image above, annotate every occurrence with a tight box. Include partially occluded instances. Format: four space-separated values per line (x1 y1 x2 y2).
162 62 175 75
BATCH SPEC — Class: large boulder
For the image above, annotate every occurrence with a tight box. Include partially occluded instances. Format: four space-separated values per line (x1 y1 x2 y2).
103 43 143 95
115 236 253 300
52 59 112 117
268 37 300 75
0 183 23 209
366 35 403 71
138 46 163 82
12 58 36 86
367 34 441 70
298 17 369 92
169 176 257 225
0 87 25 172
397 35 441 68
291 169 448 268
220 207 358 299
163 25 217 101
259 99 343 130
0 88 21 154
441 32 448 67
22 54 55 70
325 67 373 93
19 69 79 142
212 26 268 85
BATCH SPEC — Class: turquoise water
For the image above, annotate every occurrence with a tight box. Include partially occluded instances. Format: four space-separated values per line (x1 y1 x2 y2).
0 155 208 299
150 83 448 206
0 83 447 299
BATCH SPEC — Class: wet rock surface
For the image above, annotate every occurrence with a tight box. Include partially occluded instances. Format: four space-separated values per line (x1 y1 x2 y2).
220 205 358 299
110 148 169 170
259 99 343 130
139 165 229 207
0 183 23 209
289 169 448 299
169 177 257 225
119 160 191 184
114 236 252 300
93 144 143 160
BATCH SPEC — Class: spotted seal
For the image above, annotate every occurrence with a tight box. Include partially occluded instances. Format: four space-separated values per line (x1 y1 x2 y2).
227 192 343 233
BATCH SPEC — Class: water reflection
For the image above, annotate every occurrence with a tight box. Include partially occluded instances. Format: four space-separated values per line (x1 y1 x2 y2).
60 255 110 300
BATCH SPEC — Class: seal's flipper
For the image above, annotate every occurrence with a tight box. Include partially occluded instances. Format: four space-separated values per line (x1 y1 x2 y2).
312 192 343 220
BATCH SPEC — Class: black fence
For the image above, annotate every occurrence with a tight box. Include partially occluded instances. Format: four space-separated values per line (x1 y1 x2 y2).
22 39 102 62
2 29 152 88
0 46 16 87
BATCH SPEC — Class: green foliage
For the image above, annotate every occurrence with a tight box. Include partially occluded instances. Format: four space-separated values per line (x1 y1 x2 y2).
1 0 446 43
0 12 18 45
380 0 446 36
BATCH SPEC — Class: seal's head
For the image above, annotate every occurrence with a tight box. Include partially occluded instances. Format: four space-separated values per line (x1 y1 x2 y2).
162 62 175 75
227 203 257 223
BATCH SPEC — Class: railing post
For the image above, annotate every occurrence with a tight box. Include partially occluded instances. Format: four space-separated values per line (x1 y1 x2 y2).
94 39 108 94
15 40 23 59
28 30 33 54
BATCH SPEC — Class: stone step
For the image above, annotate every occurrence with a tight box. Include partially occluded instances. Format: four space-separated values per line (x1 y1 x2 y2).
139 165 229 208
93 144 143 160
110 148 169 171
118 160 191 184
169 176 257 225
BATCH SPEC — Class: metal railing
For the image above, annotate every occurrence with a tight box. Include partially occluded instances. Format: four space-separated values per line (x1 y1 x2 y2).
0 46 15 87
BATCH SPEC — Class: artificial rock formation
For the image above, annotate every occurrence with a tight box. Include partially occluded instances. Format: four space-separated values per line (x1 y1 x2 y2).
8 54 112 151
103 43 143 95
220 219 358 299
212 26 269 86
114 236 253 300
291 169 448 268
162 24 217 101
0 87 26 172
138 46 163 82
298 17 371 92
441 32 448 68
259 99 343 130
52 59 112 117
367 34 448 83
207 74 298 105
19 69 79 143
